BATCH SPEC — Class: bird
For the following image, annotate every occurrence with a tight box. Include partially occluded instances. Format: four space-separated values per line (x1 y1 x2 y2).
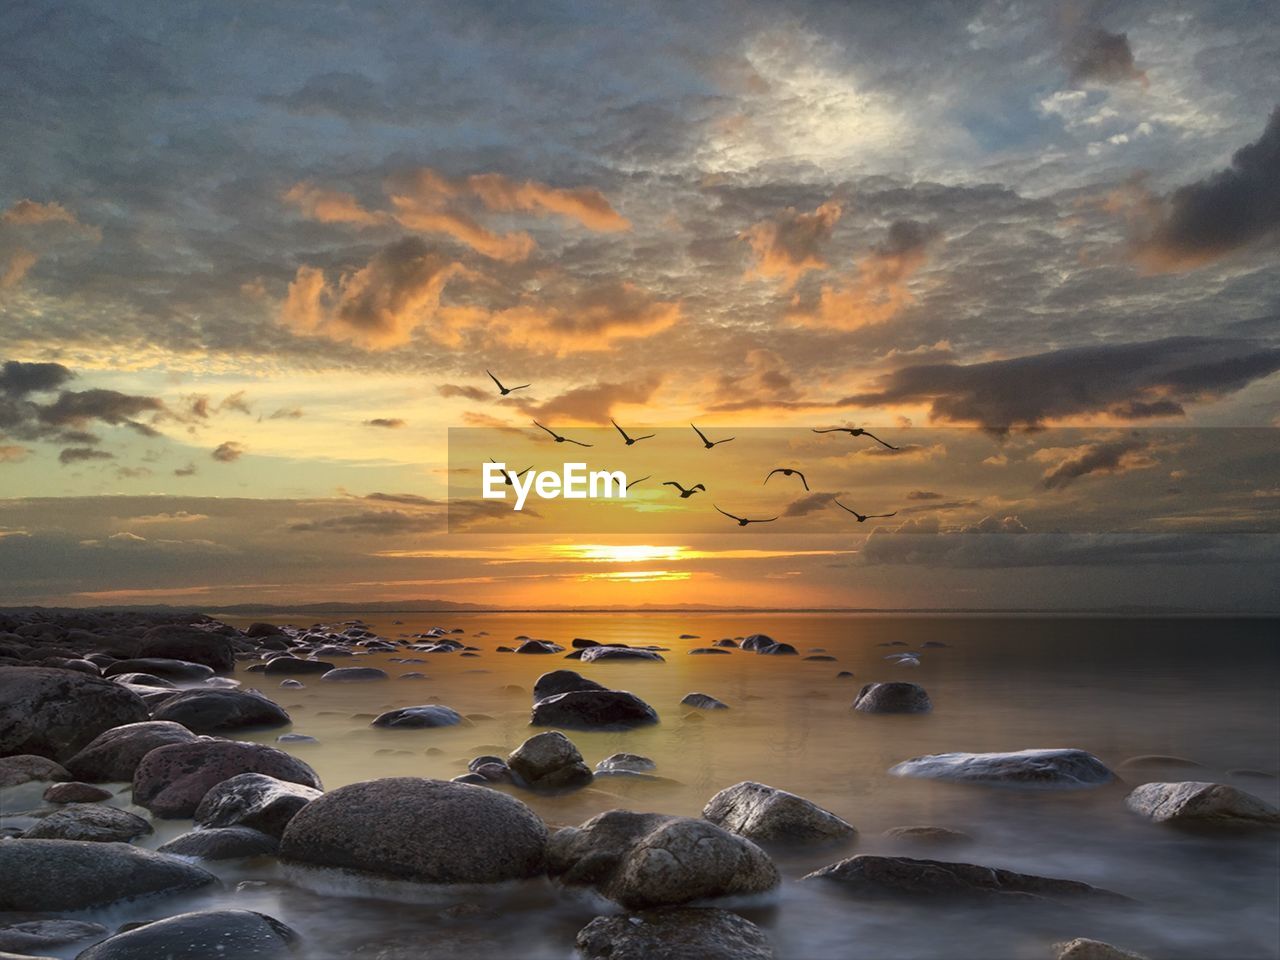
715 505 778 526
691 423 735 448
486 370 530 396
663 481 706 499
832 499 897 522
624 475 651 492
764 468 809 491
532 421 593 447
811 426 897 450
612 418 655 446
489 458 532 487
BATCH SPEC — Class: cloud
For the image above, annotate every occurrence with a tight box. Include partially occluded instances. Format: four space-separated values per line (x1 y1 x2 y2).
438 384 489 401
741 199 842 287
36 389 166 433
851 442 945 461
174 463 198 477
282 182 388 228
267 407 303 420
906 490 944 500
364 417 406 428
59 447 113 464
128 510 209 524
212 441 244 462
289 509 444 535
0 200 100 290
463 172 630 232
1 444 32 463
524 376 662 423
1035 437 1157 489
1065 27 1145 86
782 491 839 517
0 360 74 396
0 200 81 227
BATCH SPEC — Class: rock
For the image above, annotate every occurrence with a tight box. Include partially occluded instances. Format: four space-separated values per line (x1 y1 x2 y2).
739 634 774 652
688 648 731 655
533 669 606 700
136 625 235 673
921 641 948 648
1125 781 1280 827
370 705 463 728
194 772 323 837
133 739 322 818
580 646 666 663
547 810 780 908
43 781 112 803
802 855 1126 903
108 672 177 688
713 639 738 648
0 840 215 910
0 919 106 954
572 638 600 648
595 754 657 775
851 681 932 714
103 658 213 682
889 749 1116 787
531 690 659 731
703 781 855 846
757 643 798 656
0 668 150 761
836 671 854 678
64 721 198 783
515 640 563 654
151 689 291 733
280 777 547 883
262 657 335 675
277 733 318 744
507 732 593 792
1052 938 1149 960
0 754 71 788
76 910 298 960
803 655 836 661
279 678 304 688
682 692 728 710
575 909 774 960
158 826 280 860
22 803 152 843
1118 755 1203 770
884 825 973 846
321 667 389 682
245 622 287 638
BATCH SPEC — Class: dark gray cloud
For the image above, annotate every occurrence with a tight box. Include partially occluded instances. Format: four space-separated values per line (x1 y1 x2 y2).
289 509 442 534
782 491 840 517
364 418 406 428
0 360 74 395
58 446 112 464
1065 27 1143 85
211 441 243 462
438 384 490 401
1039 437 1153 490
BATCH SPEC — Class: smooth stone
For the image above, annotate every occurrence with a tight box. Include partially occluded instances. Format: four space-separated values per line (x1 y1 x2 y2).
921 641 948 648
1053 938 1150 960
244 622 286 638
0 668 150 761
0 840 215 910
506 732 593 792
688 648 731 655
890 749 1116 787
158 826 280 860
370 705 463 728
22 804 152 843
108 672 177 688
852 681 932 714
739 634 774 652
595 754 657 775
681 692 729 710
43 781 113 803
133 740 322 818
135 625 235 673
704 781 855 845
1118 755 1204 770
0 755 71 788
803 655 836 661
579 646 665 663
64 721 198 783
1125 781 1280 827
884 825 974 846
515 640 563 654
531 690 659 731
194 773 323 837
0 919 105 954
575 909 774 960
321 667 390 683
757 642 798 656
532 669 606 700
277 733 319 744
571 638 600 648
151 689 291 733
262 657 335 675
836 671 855 678
76 909 298 960
712 639 738 647
102 658 213 682
279 679 304 688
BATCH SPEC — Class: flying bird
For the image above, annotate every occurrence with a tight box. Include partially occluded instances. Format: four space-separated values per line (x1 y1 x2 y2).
489 458 532 487
486 370 530 396
612 419 655 446
764 468 809 491
663 481 706 499
832 499 897 523
533 421 593 447
811 426 897 450
691 423 735 448
715 505 778 526
624 475 651 492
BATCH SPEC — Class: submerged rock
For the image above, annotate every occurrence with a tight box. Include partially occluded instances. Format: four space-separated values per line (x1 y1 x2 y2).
0 667 150 761
579 646 665 663
739 634 774 652
852 681 931 714
370 705 463 728
22 804 151 843
703 781 855 846
757 642 798 656
103 658 213 682
889 749 1115 787
575 909 774 960
151 689 291 733
262 657 335 675
321 667 390 682
682 692 729 710
883 825 973 847
1117 755 1203 770
43 781 112 803
194 772 323 837
0 919 105 955
76 910 298 960
1053 938 1150 960
531 690 659 730
688 648 732 655
516 640 563 654
133 739 321 818
1125 781 1280 827
136 625 236 673
158 826 280 860
0 754 70 788
63 721 198 783
532 669 606 700
507 732 593 792
595 754 657 777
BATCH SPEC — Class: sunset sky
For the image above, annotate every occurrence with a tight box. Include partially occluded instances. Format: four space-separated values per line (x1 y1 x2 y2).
1 0 1277 610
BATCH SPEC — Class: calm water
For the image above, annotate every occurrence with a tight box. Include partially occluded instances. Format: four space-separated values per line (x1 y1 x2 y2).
10 614 1280 959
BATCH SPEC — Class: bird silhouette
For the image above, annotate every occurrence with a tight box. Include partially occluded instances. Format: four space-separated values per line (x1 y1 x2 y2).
715 505 778 526
691 423 735 448
811 426 897 450
612 419 655 446
489 458 532 487
624 475 651 492
663 481 706 499
486 370 530 396
765 468 809 491
832 499 897 522
532 421 593 447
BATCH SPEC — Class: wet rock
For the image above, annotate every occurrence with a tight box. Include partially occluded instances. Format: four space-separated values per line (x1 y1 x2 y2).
739 634 774 652
262 657 336 675
43 781 112 803
704 781 854 846
681 692 728 710
279 678 304 689
1125 781 1280 827
572 638 600 648
370 705 463 728
507 732 593 792
595 754 656 776
107 672 177 688
0 754 70 788
245 622 286 638
802 855 1127 904
921 641 948 648
883 825 973 846
0 840 215 910
277 733 319 744
133 739 322 818
804 655 836 661
64 721 198 783
0 919 106 954
320 667 390 683
836 671 855 678
688 648 731 655
890 749 1115 787
575 909 774 960
22 803 152 843
852 681 932 714
531 690 659 731
103 658 214 682
136 625 235 673
580 646 666 663
151 689 291 733
158 826 280 860
713 639 738 648
0 667 150 761
533 669 606 700
1052 938 1149 960
194 772 323 837
281 777 547 883
1117 755 1203 770
757 642 798 656
76 909 298 960
516 640 563 654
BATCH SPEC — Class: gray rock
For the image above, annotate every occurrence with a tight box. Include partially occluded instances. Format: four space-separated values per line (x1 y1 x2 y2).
277 733 319 744
712 639 738 648
1118 755 1203 770
133 739 322 818
103 658 213 682
681 692 729 710
852 681 931 714
158 826 280 860
0 754 70 788
64 721 198 783
262 657 335 675
321 667 389 683
22 803 152 843
739 634 774 652
703 781 855 845
883 825 973 846
108 672 177 688
136 625 235 673
75 909 298 960
531 690 659 731
579 646 666 663
757 642 798 656
1052 938 1150 960
575 909 774 960
889 749 1116 787
44 781 113 803
515 640 563 654
1125 781 1280 827
370 705 463 728
280 777 547 883
151 689 291 733
507 732 593 792
279 679 304 688
194 772 323 837
0 919 106 954
595 754 657 775
533 669 606 700
0 668 150 761
0 840 215 910
688 648 731 655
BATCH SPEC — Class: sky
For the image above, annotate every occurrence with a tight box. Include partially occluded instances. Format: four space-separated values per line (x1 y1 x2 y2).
1 0 1277 610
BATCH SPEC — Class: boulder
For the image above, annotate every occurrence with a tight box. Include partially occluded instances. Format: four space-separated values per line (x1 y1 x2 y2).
262 657 335 676
321 667 389 682
703 781 855 845
739 634 774 652
0 668 150 761
713 639 738 648
22 804 152 843
0 920 106 955
0 754 70 788
244 622 287 638
151 689 291 733
159 826 280 860
280 777 547 883
757 643 798 656
688 648 731 655
571 638 600 648
108 672 177 688
851 681 931 714
883 825 973 846
1124 781 1280 827
1052 938 1150 960
103 658 213 682
682 692 729 710
194 772 323 837
531 690 659 731
133 739 322 818
0 840 215 910
575 909 774 960
136 626 235 673
579 646 665 663
889 749 1115 787
370 705 463 728
533 669 606 701
547 810 780 908
596 754 656 776
507 732 593 792
44 781 113 803
64 721 198 783
76 910 298 960
516 640 563 654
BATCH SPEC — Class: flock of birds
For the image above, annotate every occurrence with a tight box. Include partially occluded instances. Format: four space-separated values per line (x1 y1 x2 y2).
484 370 900 527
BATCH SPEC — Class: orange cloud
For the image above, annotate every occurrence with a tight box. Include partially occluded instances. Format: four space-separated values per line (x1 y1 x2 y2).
463 172 630 232
741 199 842 287
0 200 99 290
281 182 387 227
0 200 81 227
1 249 38 289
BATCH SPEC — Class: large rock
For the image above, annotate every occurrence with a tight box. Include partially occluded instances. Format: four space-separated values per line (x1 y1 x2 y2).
0 668 150 761
158 826 279 860
547 810 780 908
76 910 298 960
64 721 198 783
103 658 213 682
889 749 1116 787
194 772 322 837
531 690 659 731
0 754 70 788
802 855 1126 904
1053 939 1150 960
44 781 114 803
133 739 322 818
515 640 563 654
262 657 335 676
151 689 291 733
533 669 606 700
703 781 855 845
370 705 463 728
22 804 152 843
852 682 931 714
575 909 774 960
507 732 593 792
280 777 547 883
1125 781 1280 827
0 919 106 955
321 667 389 683
739 634 775 652
579 646 665 663
757 642 797 656
0 840 215 910
136 626 235 673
